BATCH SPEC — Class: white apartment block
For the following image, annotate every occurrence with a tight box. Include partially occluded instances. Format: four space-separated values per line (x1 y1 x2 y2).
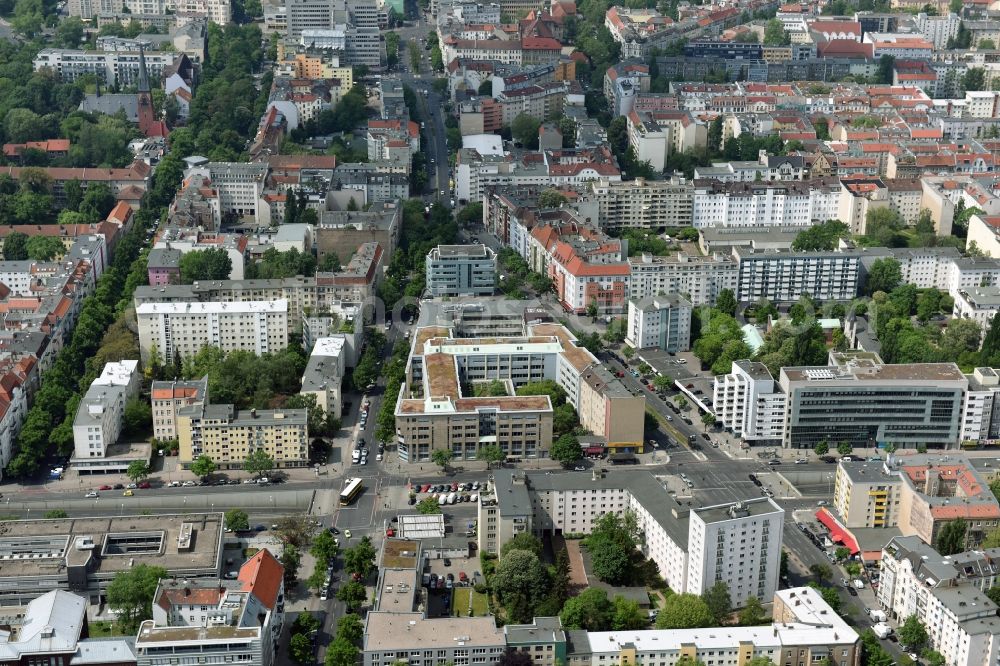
879 537 1000 666
914 12 960 49
693 154 806 182
687 499 785 606
72 360 142 461
692 179 840 229
482 470 784 607
136 300 290 363
962 367 1000 443
712 360 786 443
628 252 738 306
33 49 181 85
953 287 1000 337
734 248 862 303
300 336 346 419
68 0 230 21
589 177 693 229
625 295 692 352
626 110 707 172
182 161 270 223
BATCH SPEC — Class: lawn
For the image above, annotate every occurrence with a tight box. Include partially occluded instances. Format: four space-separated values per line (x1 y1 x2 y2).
452 587 489 617
88 621 127 637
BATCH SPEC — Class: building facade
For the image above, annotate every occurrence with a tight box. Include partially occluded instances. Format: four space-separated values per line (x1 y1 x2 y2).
425 244 497 297
625 295 692 352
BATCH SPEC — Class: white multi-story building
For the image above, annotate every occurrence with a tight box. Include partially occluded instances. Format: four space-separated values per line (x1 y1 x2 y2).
182 160 270 223
628 252 738 306
914 12 960 49
482 470 783 606
962 367 1000 444
588 177 693 230
712 360 786 443
72 360 142 462
694 154 806 182
734 248 862 303
68 0 230 21
300 336 346 419
692 179 841 229
626 110 707 172
425 244 497 297
33 48 183 85
625 295 692 352
136 300 290 363
953 287 1000 337
879 537 1000 666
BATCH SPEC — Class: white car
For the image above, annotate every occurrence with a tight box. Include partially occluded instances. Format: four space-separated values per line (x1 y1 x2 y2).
376 453 383 462
182 480 197 487
794 458 807 464
85 491 99 498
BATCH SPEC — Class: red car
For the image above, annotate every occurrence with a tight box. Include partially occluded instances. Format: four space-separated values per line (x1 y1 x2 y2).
451 482 459 492
386 528 395 537
459 571 468 582
98 485 112 491
138 481 151 489
421 484 431 493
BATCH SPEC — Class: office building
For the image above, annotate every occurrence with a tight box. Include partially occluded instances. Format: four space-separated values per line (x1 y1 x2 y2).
712 360 786 444
588 177 693 229
425 244 497 297
834 456 1000 547
879 537 1000 666
150 377 209 441
177 403 308 468
481 470 784 606
136 549 284 666
625 295 692 352
136 300 290 363
71 360 144 473
0 513 224 605
300 336 346 419
734 247 862 303
779 354 967 449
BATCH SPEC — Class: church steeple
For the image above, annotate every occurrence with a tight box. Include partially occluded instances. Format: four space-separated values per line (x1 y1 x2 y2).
137 43 151 94
136 43 156 136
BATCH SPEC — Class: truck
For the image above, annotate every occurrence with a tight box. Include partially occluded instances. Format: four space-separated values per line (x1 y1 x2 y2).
870 609 887 623
873 623 892 640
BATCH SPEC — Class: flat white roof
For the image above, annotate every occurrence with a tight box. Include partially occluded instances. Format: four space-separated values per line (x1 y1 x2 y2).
311 337 346 357
93 360 139 387
136 300 288 315
462 134 504 156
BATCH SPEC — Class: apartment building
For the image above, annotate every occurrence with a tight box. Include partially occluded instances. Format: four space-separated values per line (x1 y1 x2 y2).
69 0 229 21
603 61 650 118
914 11 959 48
425 244 497 297
691 179 841 229
694 154 806 182
147 247 182 286
604 7 672 59
834 456 1000 547
300 336 346 419
734 247 862 303
578 364 646 451
136 300 290 363
712 360 786 444
315 204 401 261
497 81 571 125
588 177 693 230
838 178 889 235
962 367 1000 444
879 537 1000 666
954 287 1000 335
626 110 707 172
151 377 208 442
182 160 270 223
779 355 968 449
480 470 783 606
627 252 738 306
33 48 185 85
176 403 308 468
625 295 692 352
71 360 143 472
136 550 284 666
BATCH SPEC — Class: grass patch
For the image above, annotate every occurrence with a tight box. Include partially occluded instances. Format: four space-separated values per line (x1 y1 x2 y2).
89 621 127 637
452 587 489 616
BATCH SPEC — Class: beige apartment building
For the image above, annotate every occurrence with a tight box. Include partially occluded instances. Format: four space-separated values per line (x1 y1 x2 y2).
177 403 309 469
589 176 693 229
150 377 208 442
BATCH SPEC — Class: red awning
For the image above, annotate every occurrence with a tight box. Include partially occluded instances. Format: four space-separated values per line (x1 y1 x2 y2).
816 508 860 555
584 446 605 454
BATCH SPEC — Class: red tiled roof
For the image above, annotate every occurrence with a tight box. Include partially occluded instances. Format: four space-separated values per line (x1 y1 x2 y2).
239 548 283 609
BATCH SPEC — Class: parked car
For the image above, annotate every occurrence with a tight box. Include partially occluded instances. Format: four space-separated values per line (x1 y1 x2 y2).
138 481 151 489
85 491 98 498
98 485 112 490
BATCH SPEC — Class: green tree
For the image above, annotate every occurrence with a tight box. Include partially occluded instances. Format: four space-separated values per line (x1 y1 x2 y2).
501 534 544 559
2 232 28 261
701 413 716 427
982 312 1000 364
243 448 275 477
493 549 550 622
337 580 367 611
551 547 572 605
126 460 151 484
311 529 340 564
326 637 360 666
344 536 377 579
559 587 613 630
550 433 583 466
739 596 766 625
837 441 852 456
866 258 903 295
980 39 997 49
106 564 168 634
587 512 639 585
746 659 776 666
814 440 829 456
511 113 542 149
25 236 65 261
655 593 715 629
280 544 301 584
935 518 967 556
809 563 831 581
763 18 789 45
337 613 364 644
190 455 216 480
416 496 442 514
921 650 946 666
612 595 648 630
477 444 506 469
431 448 452 469
290 633 313 664
586 299 599 319
716 288 737 316
962 67 987 92
44 509 68 518
225 508 249 531
537 188 569 208
122 397 152 436
701 581 732 624
178 248 233 283
792 220 850 251
898 615 929 651
834 546 851 561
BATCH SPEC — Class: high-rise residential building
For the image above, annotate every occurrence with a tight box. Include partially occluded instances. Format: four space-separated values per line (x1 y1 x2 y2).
136 300 290 363
625 295 692 352
692 179 841 229
33 48 187 85
150 376 209 441
589 177 693 229
71 360 144 472
627 252 738 306
176 403 308 468
734 247 862 303
779 354 968 449
300 337 346 419
181 160 270 223
425 244 497 297
712 360 786 444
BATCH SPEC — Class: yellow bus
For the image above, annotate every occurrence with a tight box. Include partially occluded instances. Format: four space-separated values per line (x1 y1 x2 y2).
340 478 365 505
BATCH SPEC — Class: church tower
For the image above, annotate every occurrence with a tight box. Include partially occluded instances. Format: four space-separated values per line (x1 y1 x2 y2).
136 44 156 136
